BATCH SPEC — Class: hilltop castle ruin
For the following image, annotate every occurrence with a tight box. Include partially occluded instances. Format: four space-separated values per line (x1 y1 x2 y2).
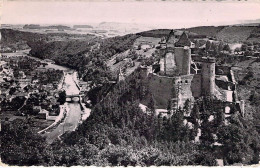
139 30 244 116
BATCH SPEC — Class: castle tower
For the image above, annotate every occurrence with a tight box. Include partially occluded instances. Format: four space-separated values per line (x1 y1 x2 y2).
165 52 176 75
201 57 215 96
182 46 191 75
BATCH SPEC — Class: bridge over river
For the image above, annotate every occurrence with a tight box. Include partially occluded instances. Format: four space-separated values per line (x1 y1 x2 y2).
45 72 83 143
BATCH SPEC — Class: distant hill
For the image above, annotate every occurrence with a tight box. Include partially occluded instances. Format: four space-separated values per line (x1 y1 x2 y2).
23 24 71 30
137 25 260 43
97 22 155 34
136 29 206 39
179 26 225 38
0 29 49 50
182 25 260 43
73 25 93 29
239 18 260 25
216 26 257 43
23 24 41 29
45 25 71 30
0 28 96 50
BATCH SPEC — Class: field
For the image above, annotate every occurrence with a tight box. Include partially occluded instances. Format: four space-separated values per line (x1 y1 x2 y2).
216 26 257 43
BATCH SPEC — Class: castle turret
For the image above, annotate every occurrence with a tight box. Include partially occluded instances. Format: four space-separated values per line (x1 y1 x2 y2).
201 57 215 96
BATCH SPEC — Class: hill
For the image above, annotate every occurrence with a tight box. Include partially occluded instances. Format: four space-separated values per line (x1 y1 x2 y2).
180 26 225 38
73 25 93 29
0 28 97 50
216 26 257 43
137 25 260 43
0 29 49 50
136 29 206 39
23 24 71 30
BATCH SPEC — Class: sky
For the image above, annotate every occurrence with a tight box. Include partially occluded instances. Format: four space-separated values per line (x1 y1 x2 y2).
1 1 260 29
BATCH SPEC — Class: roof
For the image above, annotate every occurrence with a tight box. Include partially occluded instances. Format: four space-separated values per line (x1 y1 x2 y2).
175 32 192 47
166 30 176 45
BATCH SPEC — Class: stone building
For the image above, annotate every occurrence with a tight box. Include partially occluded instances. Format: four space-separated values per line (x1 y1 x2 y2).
139 30 244 116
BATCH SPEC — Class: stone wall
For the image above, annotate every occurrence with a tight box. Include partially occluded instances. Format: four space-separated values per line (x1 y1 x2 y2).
174 74 194 107
144 73 176 109
191 74 202 98
182 47 191 75
143 73 195 109
174 47 184 75
165 52 176 75
174 47 191 75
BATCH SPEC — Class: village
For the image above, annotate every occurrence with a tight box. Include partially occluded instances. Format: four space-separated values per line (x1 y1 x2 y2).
0 51 91 133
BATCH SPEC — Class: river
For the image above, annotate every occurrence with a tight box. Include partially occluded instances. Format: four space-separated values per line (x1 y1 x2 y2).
45 72 82 143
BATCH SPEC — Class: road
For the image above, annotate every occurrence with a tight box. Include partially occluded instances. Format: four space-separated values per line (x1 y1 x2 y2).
45 73 82 143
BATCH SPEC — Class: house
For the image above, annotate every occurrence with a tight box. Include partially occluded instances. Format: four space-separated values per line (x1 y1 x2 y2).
46 83 54 90
54 93 59 98
32 79 39 84
37 109 49 119
44 59 55 64
15 92 27 98
33 105 42 114
0 95 5 102
32 89 39 94
0 74 5 82
36 67 47 72
18 71 26 79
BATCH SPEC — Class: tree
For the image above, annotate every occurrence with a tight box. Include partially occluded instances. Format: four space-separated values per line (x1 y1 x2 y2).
241 44 248 52
244 50 253 56
218 41 224 53
223 44 231 53
58 90 66 105
0 119 49 166
147 95 155 115
9 87 16 95
205 41 211 51
234 47 241 54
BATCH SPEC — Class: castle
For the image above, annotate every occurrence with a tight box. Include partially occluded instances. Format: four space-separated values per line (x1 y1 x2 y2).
139 30 244 116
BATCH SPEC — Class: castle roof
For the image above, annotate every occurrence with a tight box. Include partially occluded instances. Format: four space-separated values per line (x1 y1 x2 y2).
166 30 176 44
175 32 192 47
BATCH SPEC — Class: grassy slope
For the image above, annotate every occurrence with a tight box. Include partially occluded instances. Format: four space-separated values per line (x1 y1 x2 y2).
247 26 260 42
136 26 259 43
181 26 225 37
216 26 257 43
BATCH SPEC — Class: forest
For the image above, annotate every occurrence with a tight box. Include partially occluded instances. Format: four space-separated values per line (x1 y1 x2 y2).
1 28 260 166
1 67 260 166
